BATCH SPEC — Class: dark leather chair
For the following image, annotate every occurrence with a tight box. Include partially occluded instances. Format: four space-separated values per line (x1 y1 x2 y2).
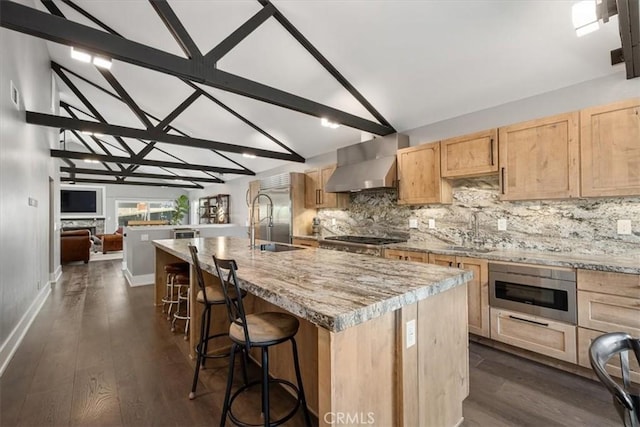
96 227 123 253
60 230 91 264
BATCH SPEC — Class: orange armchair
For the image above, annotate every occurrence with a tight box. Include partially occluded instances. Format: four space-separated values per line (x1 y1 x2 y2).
97 227 123 254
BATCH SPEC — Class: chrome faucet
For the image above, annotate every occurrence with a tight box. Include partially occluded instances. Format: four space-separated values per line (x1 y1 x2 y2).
249 192 274 249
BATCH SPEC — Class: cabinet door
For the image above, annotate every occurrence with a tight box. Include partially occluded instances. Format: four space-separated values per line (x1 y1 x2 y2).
581 98 640 197
441 129 498 178
577 327 640 384
384 249 426 262
577 290 640 335
457 257 489 338
319 165 338 208
498 112 579 200
490 307 577 363
428 253 455 267
305 169 320 208
397 142 452 205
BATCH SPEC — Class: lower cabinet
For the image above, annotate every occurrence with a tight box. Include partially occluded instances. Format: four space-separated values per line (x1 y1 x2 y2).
490 307 577 363
427 254 490 338
384 248 427 262
577 327 640 383
292 238 319 248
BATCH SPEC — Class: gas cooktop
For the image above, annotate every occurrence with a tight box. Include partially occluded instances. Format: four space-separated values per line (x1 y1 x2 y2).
323 235 407 246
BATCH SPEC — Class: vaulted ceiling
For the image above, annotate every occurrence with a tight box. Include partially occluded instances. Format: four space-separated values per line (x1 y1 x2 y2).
0 0 634 189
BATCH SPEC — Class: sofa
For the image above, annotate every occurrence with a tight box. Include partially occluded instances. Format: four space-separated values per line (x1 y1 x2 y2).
60 229 91 264
97 227 123 254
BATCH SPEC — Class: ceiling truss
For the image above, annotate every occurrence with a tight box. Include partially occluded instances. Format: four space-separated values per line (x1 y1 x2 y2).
0 0 397 188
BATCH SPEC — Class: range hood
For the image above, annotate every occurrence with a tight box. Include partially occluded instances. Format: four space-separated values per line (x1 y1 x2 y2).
324 133 409 193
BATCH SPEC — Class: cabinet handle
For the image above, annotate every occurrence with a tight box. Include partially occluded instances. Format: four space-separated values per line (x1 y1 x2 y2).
457 263 462 268
448 261 453 267
316 189 320 205
500 167 505 194
319 189 323 205
404 256 409 260
508 315 549 327
490 138 495 166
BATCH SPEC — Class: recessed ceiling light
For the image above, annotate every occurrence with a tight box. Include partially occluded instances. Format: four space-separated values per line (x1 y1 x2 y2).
321 118 340 129
83 159 99 164
93 133 104 137
242 153 257 158
81 130 93 135
70 47 91 63
92 56 112 70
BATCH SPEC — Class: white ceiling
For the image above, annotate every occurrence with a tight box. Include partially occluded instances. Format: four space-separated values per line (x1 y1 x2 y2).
34 0 624 187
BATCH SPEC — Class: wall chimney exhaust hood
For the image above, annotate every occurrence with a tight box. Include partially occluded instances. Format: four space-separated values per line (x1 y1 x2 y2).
324 134 409 193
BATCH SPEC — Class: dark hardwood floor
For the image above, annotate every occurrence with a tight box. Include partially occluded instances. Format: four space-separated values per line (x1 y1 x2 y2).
1 260 620 426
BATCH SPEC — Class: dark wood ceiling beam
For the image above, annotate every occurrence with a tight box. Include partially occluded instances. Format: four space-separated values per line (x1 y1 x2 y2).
154 91 201 132
98 68 154 128
0 2 393 135
257 0 395 129
60 167 223 183
149 0 202 59
28 111 304 162
58 0 122 37
60 176 203 189
51 149 250 176
53 62 136 157
186 81 304 160
204 2 275 63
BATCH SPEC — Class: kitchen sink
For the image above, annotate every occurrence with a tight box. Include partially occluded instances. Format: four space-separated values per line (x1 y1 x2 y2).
259 243 307 252
445 246 493 253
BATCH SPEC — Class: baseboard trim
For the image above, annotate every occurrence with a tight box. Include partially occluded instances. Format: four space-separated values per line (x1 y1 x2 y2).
50 265 62 283
0 283 51 377
124 270 154 287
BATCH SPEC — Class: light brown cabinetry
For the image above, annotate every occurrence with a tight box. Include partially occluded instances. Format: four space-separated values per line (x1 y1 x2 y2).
292 238 319 248
498 112 580 200
441 129 498 178
576 269 640 381
305 165 349 209
427 254 490 338
397 142 452 205
384 248 427 263
490 307 577 363
580 98 640 197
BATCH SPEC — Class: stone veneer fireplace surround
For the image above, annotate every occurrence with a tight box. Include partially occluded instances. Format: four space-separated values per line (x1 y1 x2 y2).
61 218 105 235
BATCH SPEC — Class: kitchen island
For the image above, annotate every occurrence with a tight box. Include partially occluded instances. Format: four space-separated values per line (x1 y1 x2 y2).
152 237 473 426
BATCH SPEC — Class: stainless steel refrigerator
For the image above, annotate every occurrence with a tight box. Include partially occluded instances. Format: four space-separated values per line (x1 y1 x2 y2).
256 173 293 244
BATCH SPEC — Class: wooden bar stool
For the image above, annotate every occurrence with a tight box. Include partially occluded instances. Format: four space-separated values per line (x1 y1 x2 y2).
171 272 190 339
187 245 247 400
161 262 189 320
213 254 312 427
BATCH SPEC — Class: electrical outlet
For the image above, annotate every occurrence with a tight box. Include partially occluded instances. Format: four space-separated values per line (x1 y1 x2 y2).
28 197 38 207
409 218 418 229
406 319 416 349
617 219 632 235
498 218 507 231
141 234 149 241
428 219 436 229
331 218 336 226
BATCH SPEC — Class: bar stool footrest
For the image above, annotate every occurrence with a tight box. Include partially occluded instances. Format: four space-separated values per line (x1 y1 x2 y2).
228 378 302 427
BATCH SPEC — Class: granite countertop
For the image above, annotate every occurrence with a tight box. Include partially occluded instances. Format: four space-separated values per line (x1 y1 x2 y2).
152 237 472 332
388 242 640 275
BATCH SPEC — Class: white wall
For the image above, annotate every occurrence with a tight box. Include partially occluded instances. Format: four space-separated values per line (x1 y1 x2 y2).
0 0 59 374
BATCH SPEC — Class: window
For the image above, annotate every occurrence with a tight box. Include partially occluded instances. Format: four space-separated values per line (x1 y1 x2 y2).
116 200 174 226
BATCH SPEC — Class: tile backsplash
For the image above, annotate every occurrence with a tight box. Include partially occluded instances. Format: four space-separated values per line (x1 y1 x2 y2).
316 177 640 255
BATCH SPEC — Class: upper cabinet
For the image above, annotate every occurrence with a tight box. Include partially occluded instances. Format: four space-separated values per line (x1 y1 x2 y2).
580 98 640 198
397 141 452 205
498 112 580 201
441 129 498 178
305 165 349 209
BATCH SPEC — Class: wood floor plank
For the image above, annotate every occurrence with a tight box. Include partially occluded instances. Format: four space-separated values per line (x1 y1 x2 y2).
1 260 621 427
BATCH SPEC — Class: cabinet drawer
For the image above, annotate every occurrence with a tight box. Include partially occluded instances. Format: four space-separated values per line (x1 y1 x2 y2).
577 270 640 298
577 327 640 384
577 290 640 335
490 308 577 363
428 253 456 267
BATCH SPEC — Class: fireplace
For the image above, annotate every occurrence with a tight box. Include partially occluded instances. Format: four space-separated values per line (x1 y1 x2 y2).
63 226 96 235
